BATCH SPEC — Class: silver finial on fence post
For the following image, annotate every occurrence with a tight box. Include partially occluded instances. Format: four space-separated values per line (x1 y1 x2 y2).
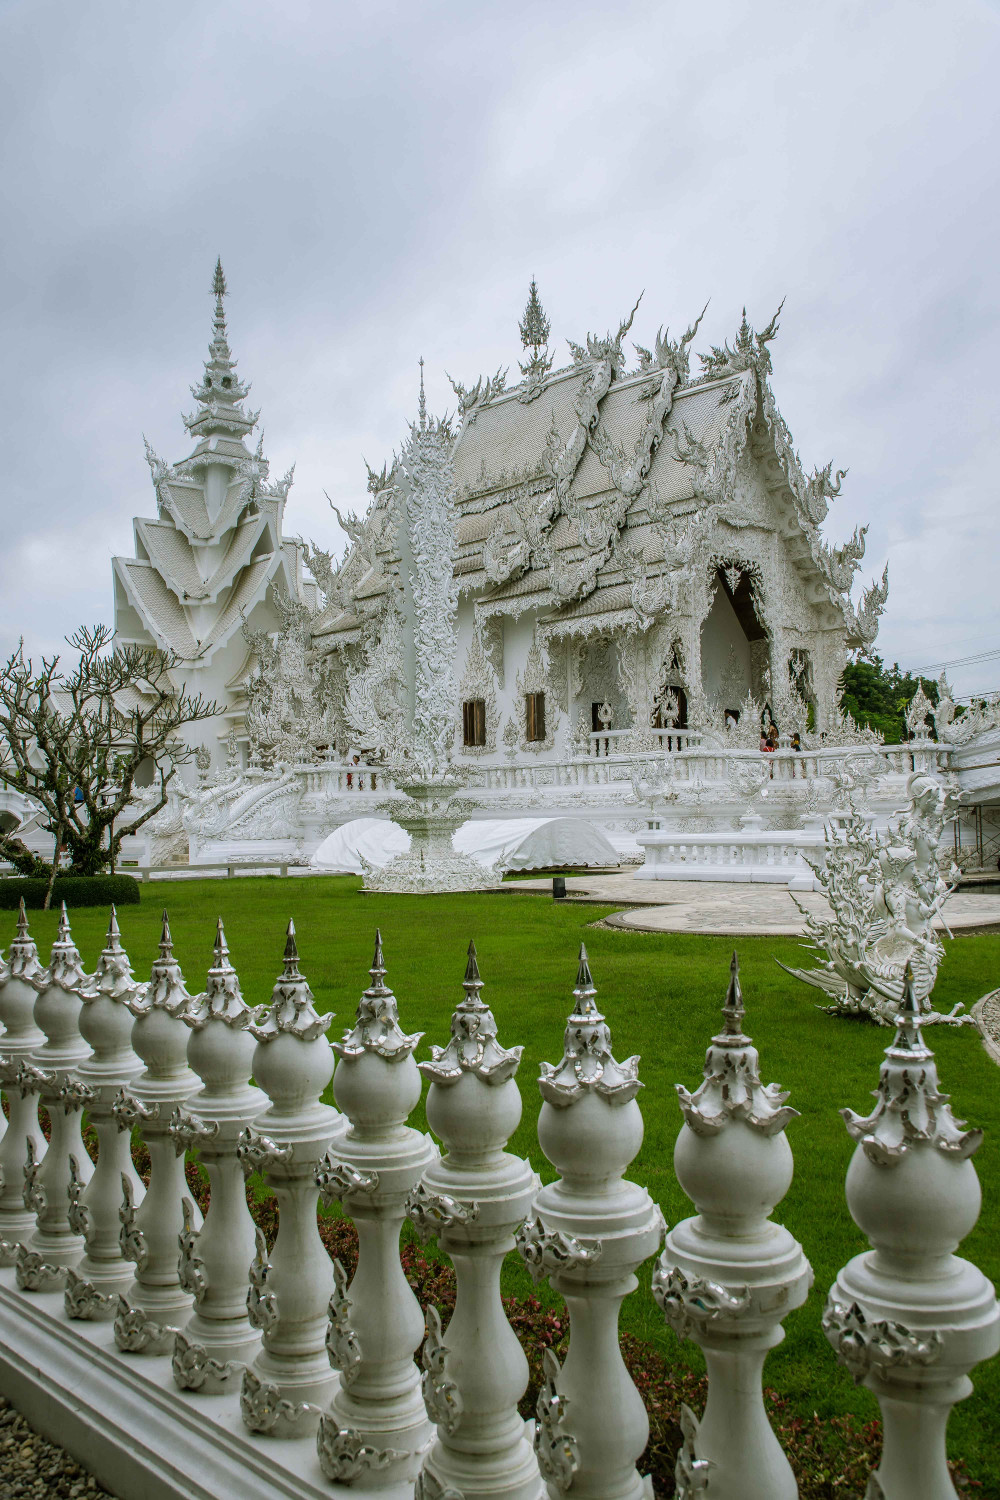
114 910 203 1353
18 904 94 1290
314 929 436 1484
521 943 662 1500
824 965 1000 1500
239 918 341 1437
0 898 46 1264
653 951 812 1499
413 939 543 1500
171 918 265 1393
65 907 145 1319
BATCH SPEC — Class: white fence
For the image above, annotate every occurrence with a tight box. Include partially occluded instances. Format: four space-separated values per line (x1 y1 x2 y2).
0 902 996 1500
636 826 826 889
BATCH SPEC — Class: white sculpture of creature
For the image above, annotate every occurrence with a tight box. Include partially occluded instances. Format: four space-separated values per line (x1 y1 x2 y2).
782 768 971 1026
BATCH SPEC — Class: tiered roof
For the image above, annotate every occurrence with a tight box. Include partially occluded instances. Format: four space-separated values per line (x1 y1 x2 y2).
114 263 314 667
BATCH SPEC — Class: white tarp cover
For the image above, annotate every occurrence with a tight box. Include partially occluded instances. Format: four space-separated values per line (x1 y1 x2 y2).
452 817 618 871
310 818 409 873
310 816 618 874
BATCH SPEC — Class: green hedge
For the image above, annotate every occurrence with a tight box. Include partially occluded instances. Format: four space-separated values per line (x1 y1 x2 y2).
0 874 141 910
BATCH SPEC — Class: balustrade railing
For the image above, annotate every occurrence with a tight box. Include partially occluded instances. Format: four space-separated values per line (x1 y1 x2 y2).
0 903 995 1500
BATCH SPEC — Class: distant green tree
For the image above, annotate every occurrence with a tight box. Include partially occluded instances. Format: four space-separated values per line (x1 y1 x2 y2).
838 654 938 744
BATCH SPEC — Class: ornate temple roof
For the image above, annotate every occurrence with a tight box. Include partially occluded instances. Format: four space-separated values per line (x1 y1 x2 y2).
114 264 312 669
306 289 886 659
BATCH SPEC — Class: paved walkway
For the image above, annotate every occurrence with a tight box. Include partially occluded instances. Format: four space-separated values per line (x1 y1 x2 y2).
507 871 1000 936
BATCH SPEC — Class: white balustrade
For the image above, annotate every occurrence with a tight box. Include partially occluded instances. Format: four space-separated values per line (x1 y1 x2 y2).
412 942 542 1500
171 918 266 1393
17 904 93 1289
653 952 813 1499
636 827 823 889
114 910 203 1354
0 907 995 1500
519 946 662 1500
316 930 437 1485
824 969 1000 1500
65 907 145 1320
0 900 46 1262
240 920 342 1437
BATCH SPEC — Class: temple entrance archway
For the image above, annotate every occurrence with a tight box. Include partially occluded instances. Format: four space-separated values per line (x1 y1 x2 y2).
700 566 769 712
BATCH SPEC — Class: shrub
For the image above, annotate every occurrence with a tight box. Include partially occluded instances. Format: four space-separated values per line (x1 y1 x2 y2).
0 873 140 910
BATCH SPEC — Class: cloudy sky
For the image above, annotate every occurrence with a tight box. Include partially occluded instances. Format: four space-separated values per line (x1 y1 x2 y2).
3 0 999 696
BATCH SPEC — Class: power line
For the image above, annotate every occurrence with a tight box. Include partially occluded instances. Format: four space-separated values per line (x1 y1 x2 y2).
910 647 1000 676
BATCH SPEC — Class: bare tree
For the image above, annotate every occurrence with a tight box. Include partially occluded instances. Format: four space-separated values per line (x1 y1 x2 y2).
0 625 218 900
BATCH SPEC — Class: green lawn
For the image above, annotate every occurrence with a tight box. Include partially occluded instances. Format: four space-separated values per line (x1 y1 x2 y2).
7 877 1000 1493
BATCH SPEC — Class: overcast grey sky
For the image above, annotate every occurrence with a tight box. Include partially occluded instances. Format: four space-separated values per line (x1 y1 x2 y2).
2 0 999 695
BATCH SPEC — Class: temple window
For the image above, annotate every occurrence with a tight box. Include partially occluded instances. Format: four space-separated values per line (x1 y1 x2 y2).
525 692 546 743
462 699 486 747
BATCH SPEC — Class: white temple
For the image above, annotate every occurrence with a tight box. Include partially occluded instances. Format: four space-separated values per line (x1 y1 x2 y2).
111 266 913 880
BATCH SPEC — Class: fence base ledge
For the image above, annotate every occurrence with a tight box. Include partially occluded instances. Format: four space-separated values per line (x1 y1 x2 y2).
0 1270 410 1500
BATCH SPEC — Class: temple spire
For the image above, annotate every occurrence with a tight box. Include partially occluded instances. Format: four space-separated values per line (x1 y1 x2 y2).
518 277 554 387
519 277 551 353
418 356 427 431
183 258 258 443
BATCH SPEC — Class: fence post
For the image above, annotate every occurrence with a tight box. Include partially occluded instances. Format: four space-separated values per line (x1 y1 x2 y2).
824 969 1000 1500
113 911 203 1353
315 931 436 1485
17 904 93 1289
171 919 266 1393
240 920 341 1437
411 941 542 1500
0 899 46 1263
65 907 145 1319
653 952 812 1499
518 945 662 1500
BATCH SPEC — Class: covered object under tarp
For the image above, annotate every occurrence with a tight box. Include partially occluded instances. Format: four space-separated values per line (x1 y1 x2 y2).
310 816 618 874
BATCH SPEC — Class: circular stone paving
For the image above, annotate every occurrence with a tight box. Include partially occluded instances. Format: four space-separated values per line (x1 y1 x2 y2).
506 872 1000 938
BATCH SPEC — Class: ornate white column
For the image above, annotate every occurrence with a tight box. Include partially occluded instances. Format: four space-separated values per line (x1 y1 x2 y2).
824 970 1000 1500
0 899 45 1263
17 905 94 1290
315 931 436 1485
240 921 342 1437
652 952 812 1500
114 911 203 1354
412 942 543 1500
518 946 662 1500
65 908 145 1320
171 919 266 1394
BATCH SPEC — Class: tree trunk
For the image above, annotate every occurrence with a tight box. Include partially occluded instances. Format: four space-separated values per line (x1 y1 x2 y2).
42 826 63 910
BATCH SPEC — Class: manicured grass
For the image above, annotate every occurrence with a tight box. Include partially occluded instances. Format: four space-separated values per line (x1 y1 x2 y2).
7 878 1000 1493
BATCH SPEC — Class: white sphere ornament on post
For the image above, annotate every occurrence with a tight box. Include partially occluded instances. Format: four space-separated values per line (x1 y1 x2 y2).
171 918 266 1393
114 911 203 1354
66 907 145 1320
519 945 662 1500
240 920 341 1438
824 967 1000 1500
315 930 436 1486
653 952 812 1500
0 899 46 1263
412 941 543 1500
18 904 94 1290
